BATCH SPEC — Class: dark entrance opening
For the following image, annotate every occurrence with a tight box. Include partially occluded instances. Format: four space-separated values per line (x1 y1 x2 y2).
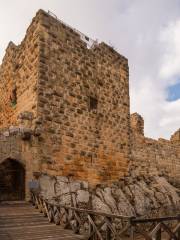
0 159 25 201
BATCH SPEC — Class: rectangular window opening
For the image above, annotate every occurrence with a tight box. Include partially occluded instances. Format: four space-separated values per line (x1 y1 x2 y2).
89 96 98 111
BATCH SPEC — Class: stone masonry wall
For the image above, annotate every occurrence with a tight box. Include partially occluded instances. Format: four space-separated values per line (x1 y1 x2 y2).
0 13 41 128
35 10 130 184
0 127 41 199
0 9 179 203
0 11 47 199
39 173 179 218
38 113 179 217
0 9 130 198
130 113 180 187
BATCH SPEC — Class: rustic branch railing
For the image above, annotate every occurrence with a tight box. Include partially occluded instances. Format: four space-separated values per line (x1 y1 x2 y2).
30 191 180 240
130 215 180 240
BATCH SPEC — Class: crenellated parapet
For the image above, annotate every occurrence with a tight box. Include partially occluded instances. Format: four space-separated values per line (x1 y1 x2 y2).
130 113 180 186
130 112 144 136
170 128 180 145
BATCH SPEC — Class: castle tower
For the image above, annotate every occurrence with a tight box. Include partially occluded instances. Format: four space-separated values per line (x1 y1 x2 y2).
0 10 131 193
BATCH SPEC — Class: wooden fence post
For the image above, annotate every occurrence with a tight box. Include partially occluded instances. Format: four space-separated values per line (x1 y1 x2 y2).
88 214 96 240
177 215 180 240
155 228 161 240
177 226 180 240
106 217 111 240
130 217 136 240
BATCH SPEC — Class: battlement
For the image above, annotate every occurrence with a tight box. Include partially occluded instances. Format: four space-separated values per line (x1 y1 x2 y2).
130 113 180 183
130 112 144 135
170 128 180 143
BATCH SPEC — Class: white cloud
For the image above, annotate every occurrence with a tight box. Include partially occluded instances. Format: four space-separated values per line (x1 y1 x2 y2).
159 19 180 81
0 0 180 139
160 99 180 130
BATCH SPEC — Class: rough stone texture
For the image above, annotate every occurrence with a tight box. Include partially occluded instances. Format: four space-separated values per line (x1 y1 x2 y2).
77 190 90 203
171 128 180 143
36 10 130 184
130 113 180 187
0 11 45 198
0 26 38 127
39 173 179 217
0 9 130 186
0 127 41 198
0 9 179 206
130 113 144 135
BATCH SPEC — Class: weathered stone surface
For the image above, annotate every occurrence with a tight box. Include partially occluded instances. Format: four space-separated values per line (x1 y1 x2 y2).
96 187 119 214
113 188 135 216
92 195 112 214
130 113 180 186
77 190 90 203
39 174 56 199
55 180 70 196
0 9 179 209
0 9 130 186
39 173 179 217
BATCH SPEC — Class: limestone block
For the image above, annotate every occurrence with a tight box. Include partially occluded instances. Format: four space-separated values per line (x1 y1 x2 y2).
129 184 151 215
81 180 89 190
112 188 135 216
55 179 70 196
69 181 81 192
56 176 69 183
58 193 72 206
96 187 118 214
39 174 56 199
155 177 179 206
92 195 111 214
77 190 89 203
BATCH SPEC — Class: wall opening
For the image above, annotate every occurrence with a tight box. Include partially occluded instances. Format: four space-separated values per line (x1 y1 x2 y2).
0 159 25 201
10 86 17 107
89 96 98 111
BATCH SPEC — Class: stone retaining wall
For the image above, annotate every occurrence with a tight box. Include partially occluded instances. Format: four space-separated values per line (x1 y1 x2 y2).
39 173 179 217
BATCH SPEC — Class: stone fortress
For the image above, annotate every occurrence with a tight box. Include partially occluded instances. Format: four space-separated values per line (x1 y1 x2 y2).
0 10 179 216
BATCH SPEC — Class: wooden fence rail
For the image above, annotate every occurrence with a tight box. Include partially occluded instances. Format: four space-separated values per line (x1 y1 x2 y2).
31 191 180 240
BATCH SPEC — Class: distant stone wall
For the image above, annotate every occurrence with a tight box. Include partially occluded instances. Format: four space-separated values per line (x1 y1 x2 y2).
35 10 130 184
130 113 180 186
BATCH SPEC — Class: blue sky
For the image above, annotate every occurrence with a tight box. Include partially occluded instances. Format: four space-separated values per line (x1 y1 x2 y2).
167 82 180 101
0 0 179 139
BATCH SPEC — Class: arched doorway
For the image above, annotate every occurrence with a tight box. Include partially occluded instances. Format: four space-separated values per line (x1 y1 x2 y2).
0 159 25 201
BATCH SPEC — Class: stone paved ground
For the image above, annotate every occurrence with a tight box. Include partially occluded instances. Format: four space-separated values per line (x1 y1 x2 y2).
0 202 85 240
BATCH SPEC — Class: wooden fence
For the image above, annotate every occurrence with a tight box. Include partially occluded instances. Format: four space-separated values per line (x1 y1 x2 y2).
31 191 180 240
